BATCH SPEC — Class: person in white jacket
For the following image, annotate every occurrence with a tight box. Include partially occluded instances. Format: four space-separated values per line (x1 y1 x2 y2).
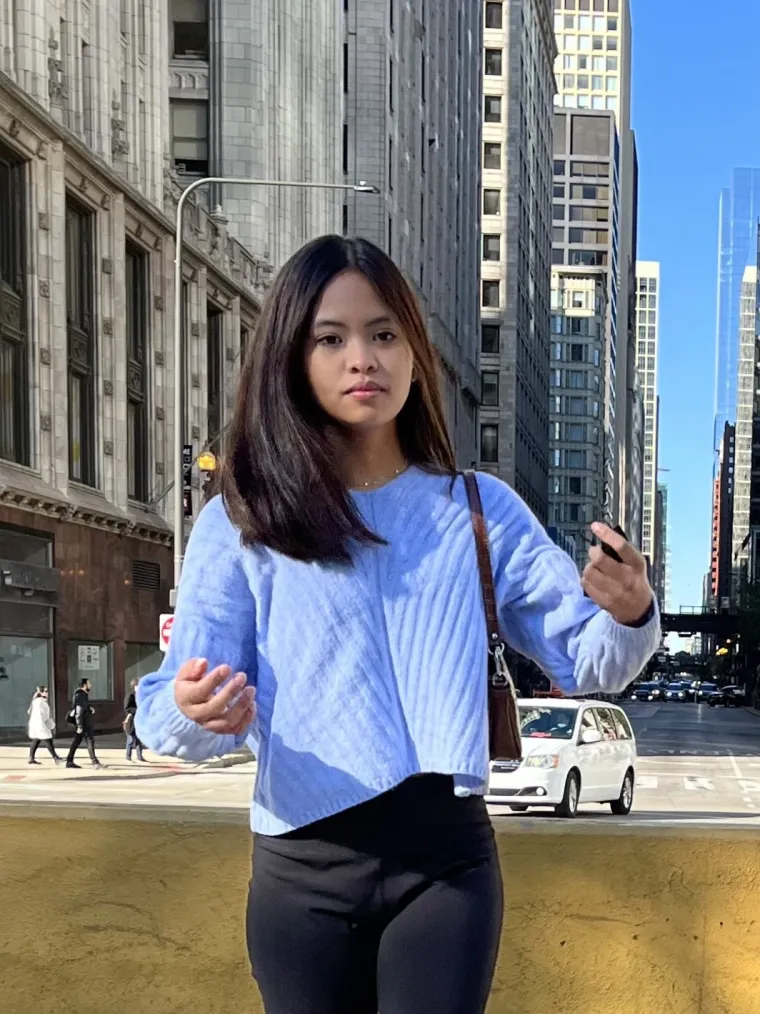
27 687 61 765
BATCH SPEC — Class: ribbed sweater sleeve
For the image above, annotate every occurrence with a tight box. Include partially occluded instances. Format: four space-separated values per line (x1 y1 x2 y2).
135 496 257 761
478 474 659 695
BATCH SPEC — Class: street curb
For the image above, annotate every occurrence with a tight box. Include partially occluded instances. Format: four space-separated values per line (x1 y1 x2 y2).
743 708 760 719
197 750 254 770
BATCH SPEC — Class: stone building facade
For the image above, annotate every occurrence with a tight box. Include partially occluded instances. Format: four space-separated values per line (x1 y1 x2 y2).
0 2 267 734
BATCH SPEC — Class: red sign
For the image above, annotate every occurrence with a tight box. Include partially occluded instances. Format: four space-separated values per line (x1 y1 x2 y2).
159 613 174 652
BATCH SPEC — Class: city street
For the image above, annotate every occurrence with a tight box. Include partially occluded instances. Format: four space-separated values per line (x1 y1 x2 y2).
1 703 759 828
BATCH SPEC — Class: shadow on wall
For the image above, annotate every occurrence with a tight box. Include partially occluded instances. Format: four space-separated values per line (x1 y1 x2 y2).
1 812 760 1014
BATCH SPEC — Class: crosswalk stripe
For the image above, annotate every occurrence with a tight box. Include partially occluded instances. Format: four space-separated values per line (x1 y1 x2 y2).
684 776 715 791
637 775 658 790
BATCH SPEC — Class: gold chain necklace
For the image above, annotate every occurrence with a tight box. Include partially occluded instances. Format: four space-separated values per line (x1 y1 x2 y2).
357 465 409 489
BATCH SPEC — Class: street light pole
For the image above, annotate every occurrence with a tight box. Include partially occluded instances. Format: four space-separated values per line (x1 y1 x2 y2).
171 176 378 604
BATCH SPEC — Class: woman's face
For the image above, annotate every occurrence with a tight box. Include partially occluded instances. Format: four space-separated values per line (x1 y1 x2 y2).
305 270 414 433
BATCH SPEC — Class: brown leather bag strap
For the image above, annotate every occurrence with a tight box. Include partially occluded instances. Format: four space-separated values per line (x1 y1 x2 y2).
463 471 503 653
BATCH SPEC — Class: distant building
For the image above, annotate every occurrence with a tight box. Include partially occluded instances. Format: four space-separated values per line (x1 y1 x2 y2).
714 169 760 451
479 0 556 521
548 268 608 569
653 482 668 610
710 422 736 607
634 262 660 563
731 264 758 598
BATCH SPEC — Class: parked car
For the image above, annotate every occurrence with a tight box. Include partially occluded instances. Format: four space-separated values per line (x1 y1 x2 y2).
663 682 687 702
695 682 719 703
630 682 664 702
486 699 637 819
707 685 747 708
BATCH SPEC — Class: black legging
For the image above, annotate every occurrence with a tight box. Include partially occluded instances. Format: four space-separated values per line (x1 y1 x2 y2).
246 775 503 1014
66 729 98 765
29 738 59 761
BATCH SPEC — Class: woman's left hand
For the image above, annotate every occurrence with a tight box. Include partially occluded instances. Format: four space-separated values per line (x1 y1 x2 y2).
582 522 654 626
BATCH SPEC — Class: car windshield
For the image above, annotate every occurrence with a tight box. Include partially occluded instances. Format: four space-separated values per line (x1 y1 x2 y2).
666 683 683 690
701 684 717 692
519 707 577 740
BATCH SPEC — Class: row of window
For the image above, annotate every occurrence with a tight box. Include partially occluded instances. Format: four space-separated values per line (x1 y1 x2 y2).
557 53 619 72
554 14 619 33
553 420 599 444
560 73 618 92
637 277 658 293
556 33 619 53
552 248 609 267
552 474 596 497
551 368 601 392
551 314 601 336
551 395 601 418
552 447 601 470
0 149 234 500
552 342 602 366
554 160 611 179
555 93 618 112
554 0 621 12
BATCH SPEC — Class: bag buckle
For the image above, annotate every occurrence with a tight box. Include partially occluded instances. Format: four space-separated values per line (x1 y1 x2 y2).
490 641 517 696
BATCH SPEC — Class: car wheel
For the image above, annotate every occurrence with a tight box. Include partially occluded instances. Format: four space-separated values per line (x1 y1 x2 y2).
610 769 634 816
555 771 580 819
708 700 716 707
509 805 529 812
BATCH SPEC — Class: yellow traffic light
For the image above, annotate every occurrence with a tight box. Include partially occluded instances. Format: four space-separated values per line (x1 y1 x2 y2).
197 451 217 471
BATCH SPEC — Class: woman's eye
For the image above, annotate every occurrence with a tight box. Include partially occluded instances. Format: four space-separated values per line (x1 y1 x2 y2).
374 330 396 343
316 334 341 346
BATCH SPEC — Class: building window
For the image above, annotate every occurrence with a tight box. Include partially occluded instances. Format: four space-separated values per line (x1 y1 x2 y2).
484 95 502 122
569 476 583 495
207 304 223 450
483 189 500 215
484 142 501 170
125 242 149 502
171 0 208 59
482 234 501 261
240 325 250 363
482 280 500 308
68 641 113 701
389 57 394 112
480 424 498 463
0 148 29 465
484 49 503 75
481 324 500 353
570 343 584 362
65 197 96 487
387 214 393 256
388 134 393 190
567 449 586 469
481 371 499 406
171 99 208 175
485 2 503 29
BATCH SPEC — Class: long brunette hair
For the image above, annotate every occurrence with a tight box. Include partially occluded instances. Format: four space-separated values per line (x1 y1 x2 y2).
220 235 456 563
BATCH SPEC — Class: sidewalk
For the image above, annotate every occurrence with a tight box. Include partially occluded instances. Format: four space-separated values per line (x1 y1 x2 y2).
0 733 253 784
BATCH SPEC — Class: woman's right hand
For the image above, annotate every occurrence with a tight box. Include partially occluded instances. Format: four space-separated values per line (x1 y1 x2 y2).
174 658 256 736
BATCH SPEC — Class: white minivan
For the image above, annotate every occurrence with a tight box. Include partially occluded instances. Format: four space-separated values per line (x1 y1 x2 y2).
485 698 637 818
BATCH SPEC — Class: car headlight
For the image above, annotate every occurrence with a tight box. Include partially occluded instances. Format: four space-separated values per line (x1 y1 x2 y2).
522 755 560 769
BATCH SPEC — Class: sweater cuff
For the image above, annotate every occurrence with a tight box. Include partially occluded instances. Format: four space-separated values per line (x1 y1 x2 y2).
624 597 656 629
136 680 242 762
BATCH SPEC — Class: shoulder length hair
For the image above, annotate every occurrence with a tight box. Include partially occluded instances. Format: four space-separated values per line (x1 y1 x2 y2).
220 234 456 563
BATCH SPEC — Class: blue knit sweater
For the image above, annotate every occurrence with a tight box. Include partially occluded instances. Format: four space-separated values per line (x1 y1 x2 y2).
136 469 659 834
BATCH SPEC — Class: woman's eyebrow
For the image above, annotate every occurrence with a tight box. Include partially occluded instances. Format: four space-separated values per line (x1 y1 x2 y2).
313 315 394 329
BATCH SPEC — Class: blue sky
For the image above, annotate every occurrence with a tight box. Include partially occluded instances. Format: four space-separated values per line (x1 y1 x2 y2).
632 0 760 611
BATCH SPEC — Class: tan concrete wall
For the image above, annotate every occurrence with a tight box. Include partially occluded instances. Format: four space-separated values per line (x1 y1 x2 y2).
2 809 760 1014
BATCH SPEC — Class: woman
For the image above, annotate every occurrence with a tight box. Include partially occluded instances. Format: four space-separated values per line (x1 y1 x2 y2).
124 678 145 762
137 236 658 1013
27 686 61 765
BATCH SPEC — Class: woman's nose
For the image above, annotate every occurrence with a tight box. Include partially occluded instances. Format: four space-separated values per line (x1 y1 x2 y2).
346 337 378 372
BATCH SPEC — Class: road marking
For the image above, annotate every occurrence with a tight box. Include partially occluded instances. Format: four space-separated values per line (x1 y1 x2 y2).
636 775 658 790
684 777 715 791
728 751 743 780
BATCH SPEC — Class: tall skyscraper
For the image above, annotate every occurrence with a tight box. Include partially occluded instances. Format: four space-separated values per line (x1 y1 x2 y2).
548 267 608 568
551 109 618 535
551 0 637 529
634 261 660 563
715 169 760 448
710 423 736 606
169 0 343 268
479 0 556 522
345 0 483 465
654 481 668 610
731 264 758 583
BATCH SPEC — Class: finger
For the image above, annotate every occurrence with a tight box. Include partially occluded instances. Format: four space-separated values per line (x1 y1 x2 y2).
582 567 620 605
190 673 251 722
590 522 641 569
183 665 236 708
586 544 621 576
203 696 256 736
176 658 209 684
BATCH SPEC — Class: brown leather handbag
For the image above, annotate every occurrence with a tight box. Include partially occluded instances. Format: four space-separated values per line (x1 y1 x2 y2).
463 471 523 761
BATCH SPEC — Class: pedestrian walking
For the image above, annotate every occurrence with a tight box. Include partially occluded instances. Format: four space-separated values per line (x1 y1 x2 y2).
27 686 61 765
124 678 146 762
66 678 102 769
136 235 659 1014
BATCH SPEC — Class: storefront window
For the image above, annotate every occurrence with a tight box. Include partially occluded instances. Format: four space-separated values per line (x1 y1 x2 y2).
67 641 114 701
0 635 51 729
125 643 163 693
0 526 51 565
